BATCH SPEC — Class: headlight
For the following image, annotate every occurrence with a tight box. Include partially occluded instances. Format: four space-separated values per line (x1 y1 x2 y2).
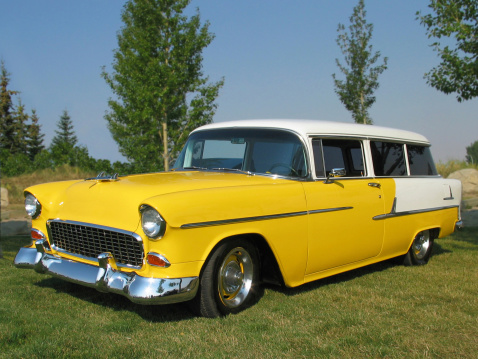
140 205 166 239
25 192 42 219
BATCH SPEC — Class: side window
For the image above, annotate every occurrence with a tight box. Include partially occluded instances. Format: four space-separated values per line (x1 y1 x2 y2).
312 139 325 177
371 141 406 176
312 138 364 177
407 145 438 176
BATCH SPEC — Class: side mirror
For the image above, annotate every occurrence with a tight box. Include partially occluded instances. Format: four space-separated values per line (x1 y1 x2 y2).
324 168 346 183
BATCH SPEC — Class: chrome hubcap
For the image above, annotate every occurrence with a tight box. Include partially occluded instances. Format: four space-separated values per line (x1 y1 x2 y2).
413 230 430 260
218 247 253 308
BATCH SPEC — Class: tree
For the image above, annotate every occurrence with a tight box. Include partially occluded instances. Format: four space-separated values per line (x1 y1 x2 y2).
27 109 45 160
417 0 478 102
50 110 78 165
12 99 29 155
102 0 224 172
332 0 388 124
51 110 78 149
0 61 19 152
466 140 478 164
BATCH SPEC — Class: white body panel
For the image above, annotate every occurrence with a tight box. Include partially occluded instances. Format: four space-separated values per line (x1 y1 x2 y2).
393 177 462 215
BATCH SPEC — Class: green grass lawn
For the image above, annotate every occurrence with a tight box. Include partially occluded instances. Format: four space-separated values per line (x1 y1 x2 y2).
1 228 477 359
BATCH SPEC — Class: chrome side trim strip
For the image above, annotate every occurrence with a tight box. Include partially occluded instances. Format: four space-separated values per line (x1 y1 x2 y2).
373 205 459 220
181 211 308 229
181 206 354 229
308 207 353 215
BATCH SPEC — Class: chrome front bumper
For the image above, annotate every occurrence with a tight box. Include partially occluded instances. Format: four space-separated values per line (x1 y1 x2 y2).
14 239 199 305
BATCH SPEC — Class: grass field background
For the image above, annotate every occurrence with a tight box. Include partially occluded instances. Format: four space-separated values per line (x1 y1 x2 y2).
1 227 477 358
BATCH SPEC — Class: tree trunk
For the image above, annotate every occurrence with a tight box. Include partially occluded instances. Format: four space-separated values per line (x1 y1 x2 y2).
162 122 169 171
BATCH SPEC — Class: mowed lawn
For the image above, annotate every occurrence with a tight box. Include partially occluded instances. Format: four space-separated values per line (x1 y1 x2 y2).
1 228 477 359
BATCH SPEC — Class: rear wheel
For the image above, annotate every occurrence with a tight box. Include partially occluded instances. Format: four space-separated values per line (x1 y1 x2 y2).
191 239 261 318
403 230 434 266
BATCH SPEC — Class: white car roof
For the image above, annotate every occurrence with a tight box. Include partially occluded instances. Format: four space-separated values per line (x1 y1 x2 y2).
193 119 430 145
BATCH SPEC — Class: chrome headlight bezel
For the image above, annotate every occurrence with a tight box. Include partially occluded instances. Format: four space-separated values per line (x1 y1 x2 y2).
25 192 42 219
140 205 166 240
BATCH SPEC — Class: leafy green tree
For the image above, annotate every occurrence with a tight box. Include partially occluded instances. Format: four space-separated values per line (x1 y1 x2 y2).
466 140 478 164
332 0 388 124
0 61 19 152
26 109 45 161
417 0 478 102
102 0 224 172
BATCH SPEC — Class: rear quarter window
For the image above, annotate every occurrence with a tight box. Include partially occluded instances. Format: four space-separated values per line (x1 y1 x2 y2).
407 145 437 176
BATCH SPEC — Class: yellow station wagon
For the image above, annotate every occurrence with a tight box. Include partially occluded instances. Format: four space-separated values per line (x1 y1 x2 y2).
15 119 463 317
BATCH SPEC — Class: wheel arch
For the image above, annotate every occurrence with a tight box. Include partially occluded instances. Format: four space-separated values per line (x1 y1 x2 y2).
407 226 440 251
198 233 285 287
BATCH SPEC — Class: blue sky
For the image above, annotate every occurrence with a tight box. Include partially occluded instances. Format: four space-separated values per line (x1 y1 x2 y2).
1 0 477 163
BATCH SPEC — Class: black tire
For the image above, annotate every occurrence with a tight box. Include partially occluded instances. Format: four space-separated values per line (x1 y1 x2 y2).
190 239 261 318
403 230 434 266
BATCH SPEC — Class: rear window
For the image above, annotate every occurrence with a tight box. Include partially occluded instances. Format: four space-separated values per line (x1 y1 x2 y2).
407 145 437 176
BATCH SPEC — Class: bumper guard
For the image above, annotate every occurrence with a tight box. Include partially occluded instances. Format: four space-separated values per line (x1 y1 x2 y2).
14 239 199 305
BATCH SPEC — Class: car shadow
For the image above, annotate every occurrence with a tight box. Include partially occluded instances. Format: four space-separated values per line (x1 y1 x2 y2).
268 241 450 297
34 277 196 322
31 242 452 320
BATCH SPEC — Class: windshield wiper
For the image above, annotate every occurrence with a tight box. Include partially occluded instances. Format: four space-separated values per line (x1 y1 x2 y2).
182 166 208 170
211 168 254 176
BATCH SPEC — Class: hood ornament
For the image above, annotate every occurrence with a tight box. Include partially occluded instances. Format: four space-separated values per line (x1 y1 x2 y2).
86 172 120 182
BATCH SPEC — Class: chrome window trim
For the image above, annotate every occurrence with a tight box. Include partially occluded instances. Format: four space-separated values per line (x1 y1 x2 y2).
180 206 353 229
310 137 367 180
403 144 411 176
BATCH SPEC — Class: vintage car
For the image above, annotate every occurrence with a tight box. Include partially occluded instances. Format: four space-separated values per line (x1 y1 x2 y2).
15 119 463 317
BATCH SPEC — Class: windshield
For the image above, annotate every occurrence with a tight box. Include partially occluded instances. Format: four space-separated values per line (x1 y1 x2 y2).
173 128 308 178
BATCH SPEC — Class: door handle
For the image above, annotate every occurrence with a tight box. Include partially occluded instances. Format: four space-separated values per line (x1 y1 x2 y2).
368 182 381 189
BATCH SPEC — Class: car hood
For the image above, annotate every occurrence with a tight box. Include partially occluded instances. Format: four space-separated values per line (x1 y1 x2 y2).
26 171 305 231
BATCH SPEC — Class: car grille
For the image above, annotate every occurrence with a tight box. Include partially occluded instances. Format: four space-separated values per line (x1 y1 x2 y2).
48 221 144 268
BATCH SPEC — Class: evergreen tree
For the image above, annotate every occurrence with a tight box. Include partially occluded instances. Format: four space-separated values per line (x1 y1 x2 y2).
102 0 224 172
51 110 78 149
0 61 19 151
13 99 29 155
27 109 45 160
50 110 78 165
332 0 388 124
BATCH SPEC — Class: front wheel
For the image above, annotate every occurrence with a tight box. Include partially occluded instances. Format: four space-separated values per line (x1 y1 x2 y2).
190 239 261 318
403 230 434 266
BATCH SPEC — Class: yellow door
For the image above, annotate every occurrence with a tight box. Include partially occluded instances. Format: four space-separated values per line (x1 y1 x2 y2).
302 178 385 275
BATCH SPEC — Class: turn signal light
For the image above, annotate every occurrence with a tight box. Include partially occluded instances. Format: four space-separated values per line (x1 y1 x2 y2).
31 229 45 240
147 253 171 268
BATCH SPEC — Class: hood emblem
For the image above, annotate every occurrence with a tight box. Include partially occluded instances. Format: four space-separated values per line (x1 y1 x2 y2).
86 172 120 182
